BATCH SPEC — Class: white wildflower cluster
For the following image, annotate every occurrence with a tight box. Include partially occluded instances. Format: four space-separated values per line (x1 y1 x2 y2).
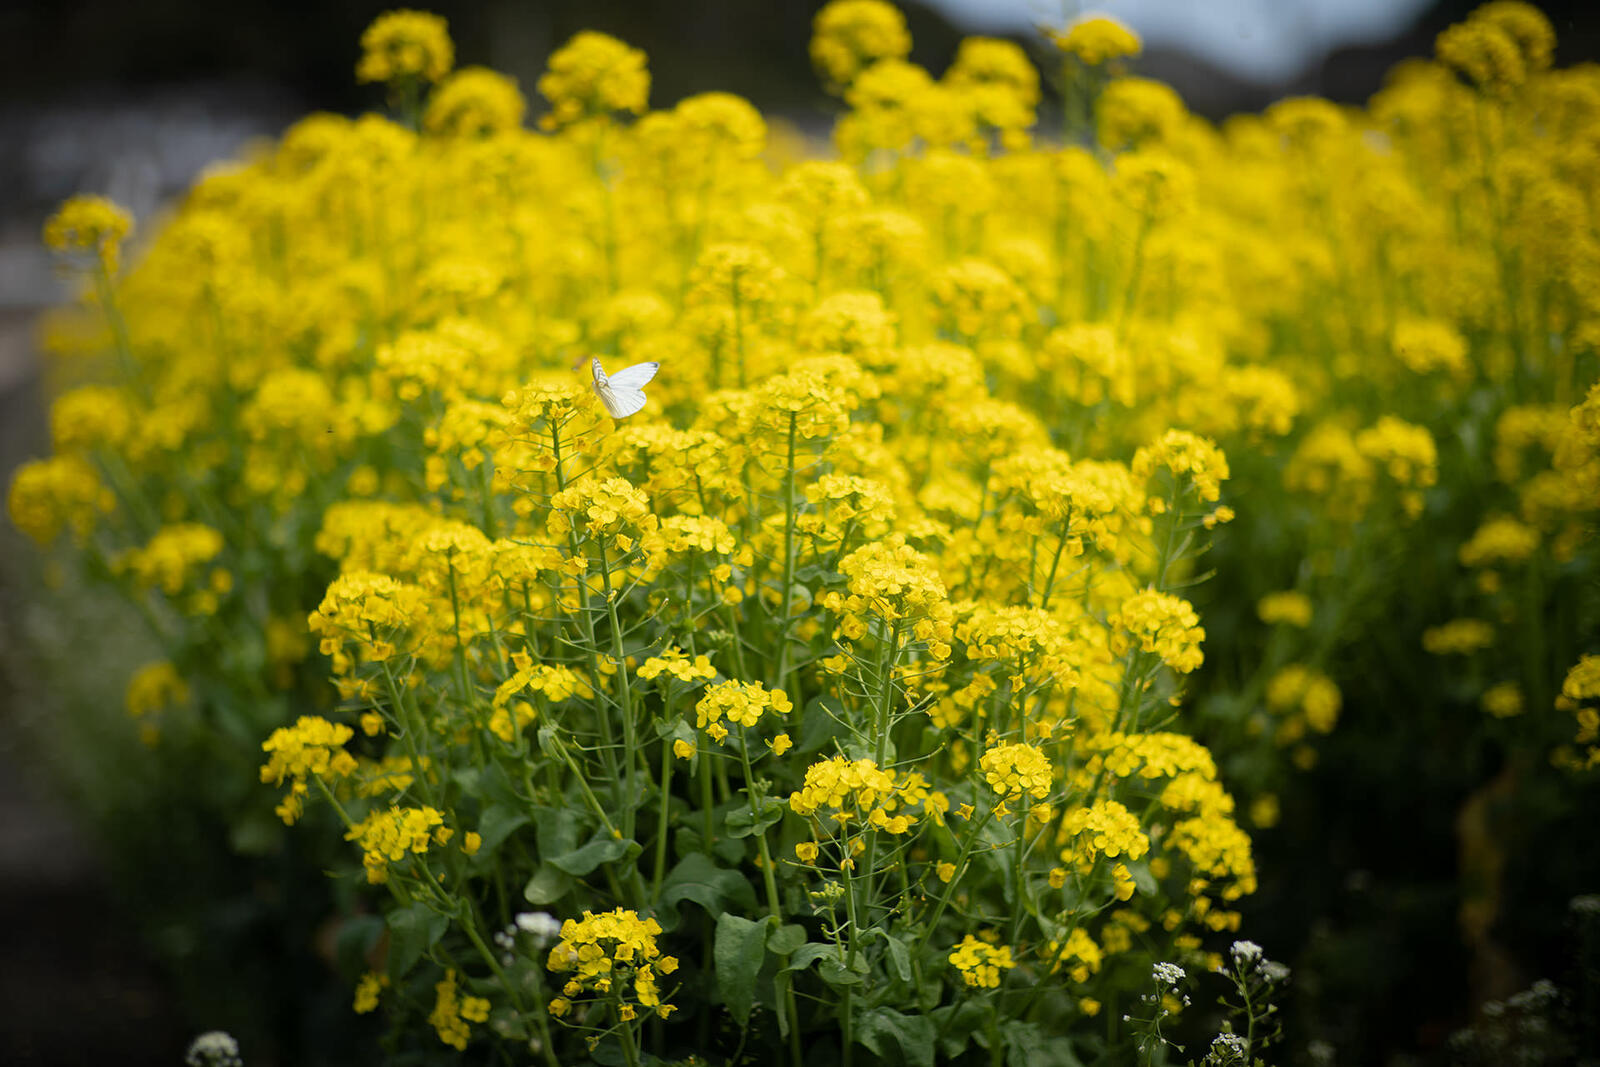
1201 1032 1251 1066
1228 938 1290 983
494 910 565 964
515 910 563 944
1152 961 1186 987
185 1032 242 1067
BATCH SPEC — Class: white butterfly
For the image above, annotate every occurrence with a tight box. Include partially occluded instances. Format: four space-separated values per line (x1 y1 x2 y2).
591 358 660 419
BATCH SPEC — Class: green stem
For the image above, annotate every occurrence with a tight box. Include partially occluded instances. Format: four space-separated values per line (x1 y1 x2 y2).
1038 524 1071 610
775 413 799 692
914 806 996 958
599 544 642 841
651 712 674 897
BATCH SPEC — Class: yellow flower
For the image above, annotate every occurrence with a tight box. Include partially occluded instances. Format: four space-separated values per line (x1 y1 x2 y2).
357 9 454 84
1257 591 1313 628
43 195 133 272
673 739 695 760
344 806 447 883
948 933 1016 988
7 455 115 546
795 841 820 864
1051 15 1141 65
980 743 1054 801
694 679 792 732
810 0 912 90
1110 591 1206 674
353 972 388 1014
537 31 650 129
425 67 526 136
545 908 675 1019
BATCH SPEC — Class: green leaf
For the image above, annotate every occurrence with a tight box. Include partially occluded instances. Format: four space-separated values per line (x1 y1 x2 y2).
475 803 530 855
534 806 582 859
477 759 525 809
797 696 843 754
333 914 385 974
387 902 449 981
785 942 843 973
523 863 574 905
654 718 697 744
819 955 868 987
930 1001 987 1059
1129 858 1159 896
1000 1021 1082 1067
227 810 281 856
879 930 912 983
549 831 638 876
658 852 757 920
714 913 769 1026
767 923 807 956
857 1007 936 1067
725 799 783 839
673 824 746 866
773 971 795 1038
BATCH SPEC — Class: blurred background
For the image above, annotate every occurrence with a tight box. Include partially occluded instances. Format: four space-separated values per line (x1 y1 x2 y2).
1 1 1597 1064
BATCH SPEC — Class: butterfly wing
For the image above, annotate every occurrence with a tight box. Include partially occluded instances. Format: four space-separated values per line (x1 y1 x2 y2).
605 361 660 390
592 360 658 418
598 384 649 418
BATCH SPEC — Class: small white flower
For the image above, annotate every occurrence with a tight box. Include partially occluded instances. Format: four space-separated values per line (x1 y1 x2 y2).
515 910 563 946
185 1031 243 1067
1230 940 1263 969
1152 961 1186 987
1202 1032 1250 1066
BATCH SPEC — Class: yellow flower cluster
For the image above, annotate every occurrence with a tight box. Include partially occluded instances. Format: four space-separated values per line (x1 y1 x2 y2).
1109 591 1205 674
43 194 133 272
1060 800 1151 864
259 716 358 824
357 9 453 84
979 742 1053 800
693 679 792 741
308 572 434 673
1050 15 1141 66
948 932 1017 988
1423 618 1497 656
1561 656 1600 770
115 523 226 600
810 0 911 89
827 538 954 655
424 67 525 137
7 455 113 545
1133 429 1231 506
546 909 678 1020
637 646 717 684
1256 591 1312 629
537 31 650 129
1265 665 1343 739
124 660 188 743
427 969 490 1050
344 805 449 883
789 756 916 835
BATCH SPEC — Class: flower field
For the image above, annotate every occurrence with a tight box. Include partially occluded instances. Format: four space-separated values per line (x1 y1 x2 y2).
8 2 1600 1063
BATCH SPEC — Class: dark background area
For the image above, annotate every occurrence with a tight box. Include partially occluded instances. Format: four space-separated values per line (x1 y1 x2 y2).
2 2 1598 1065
